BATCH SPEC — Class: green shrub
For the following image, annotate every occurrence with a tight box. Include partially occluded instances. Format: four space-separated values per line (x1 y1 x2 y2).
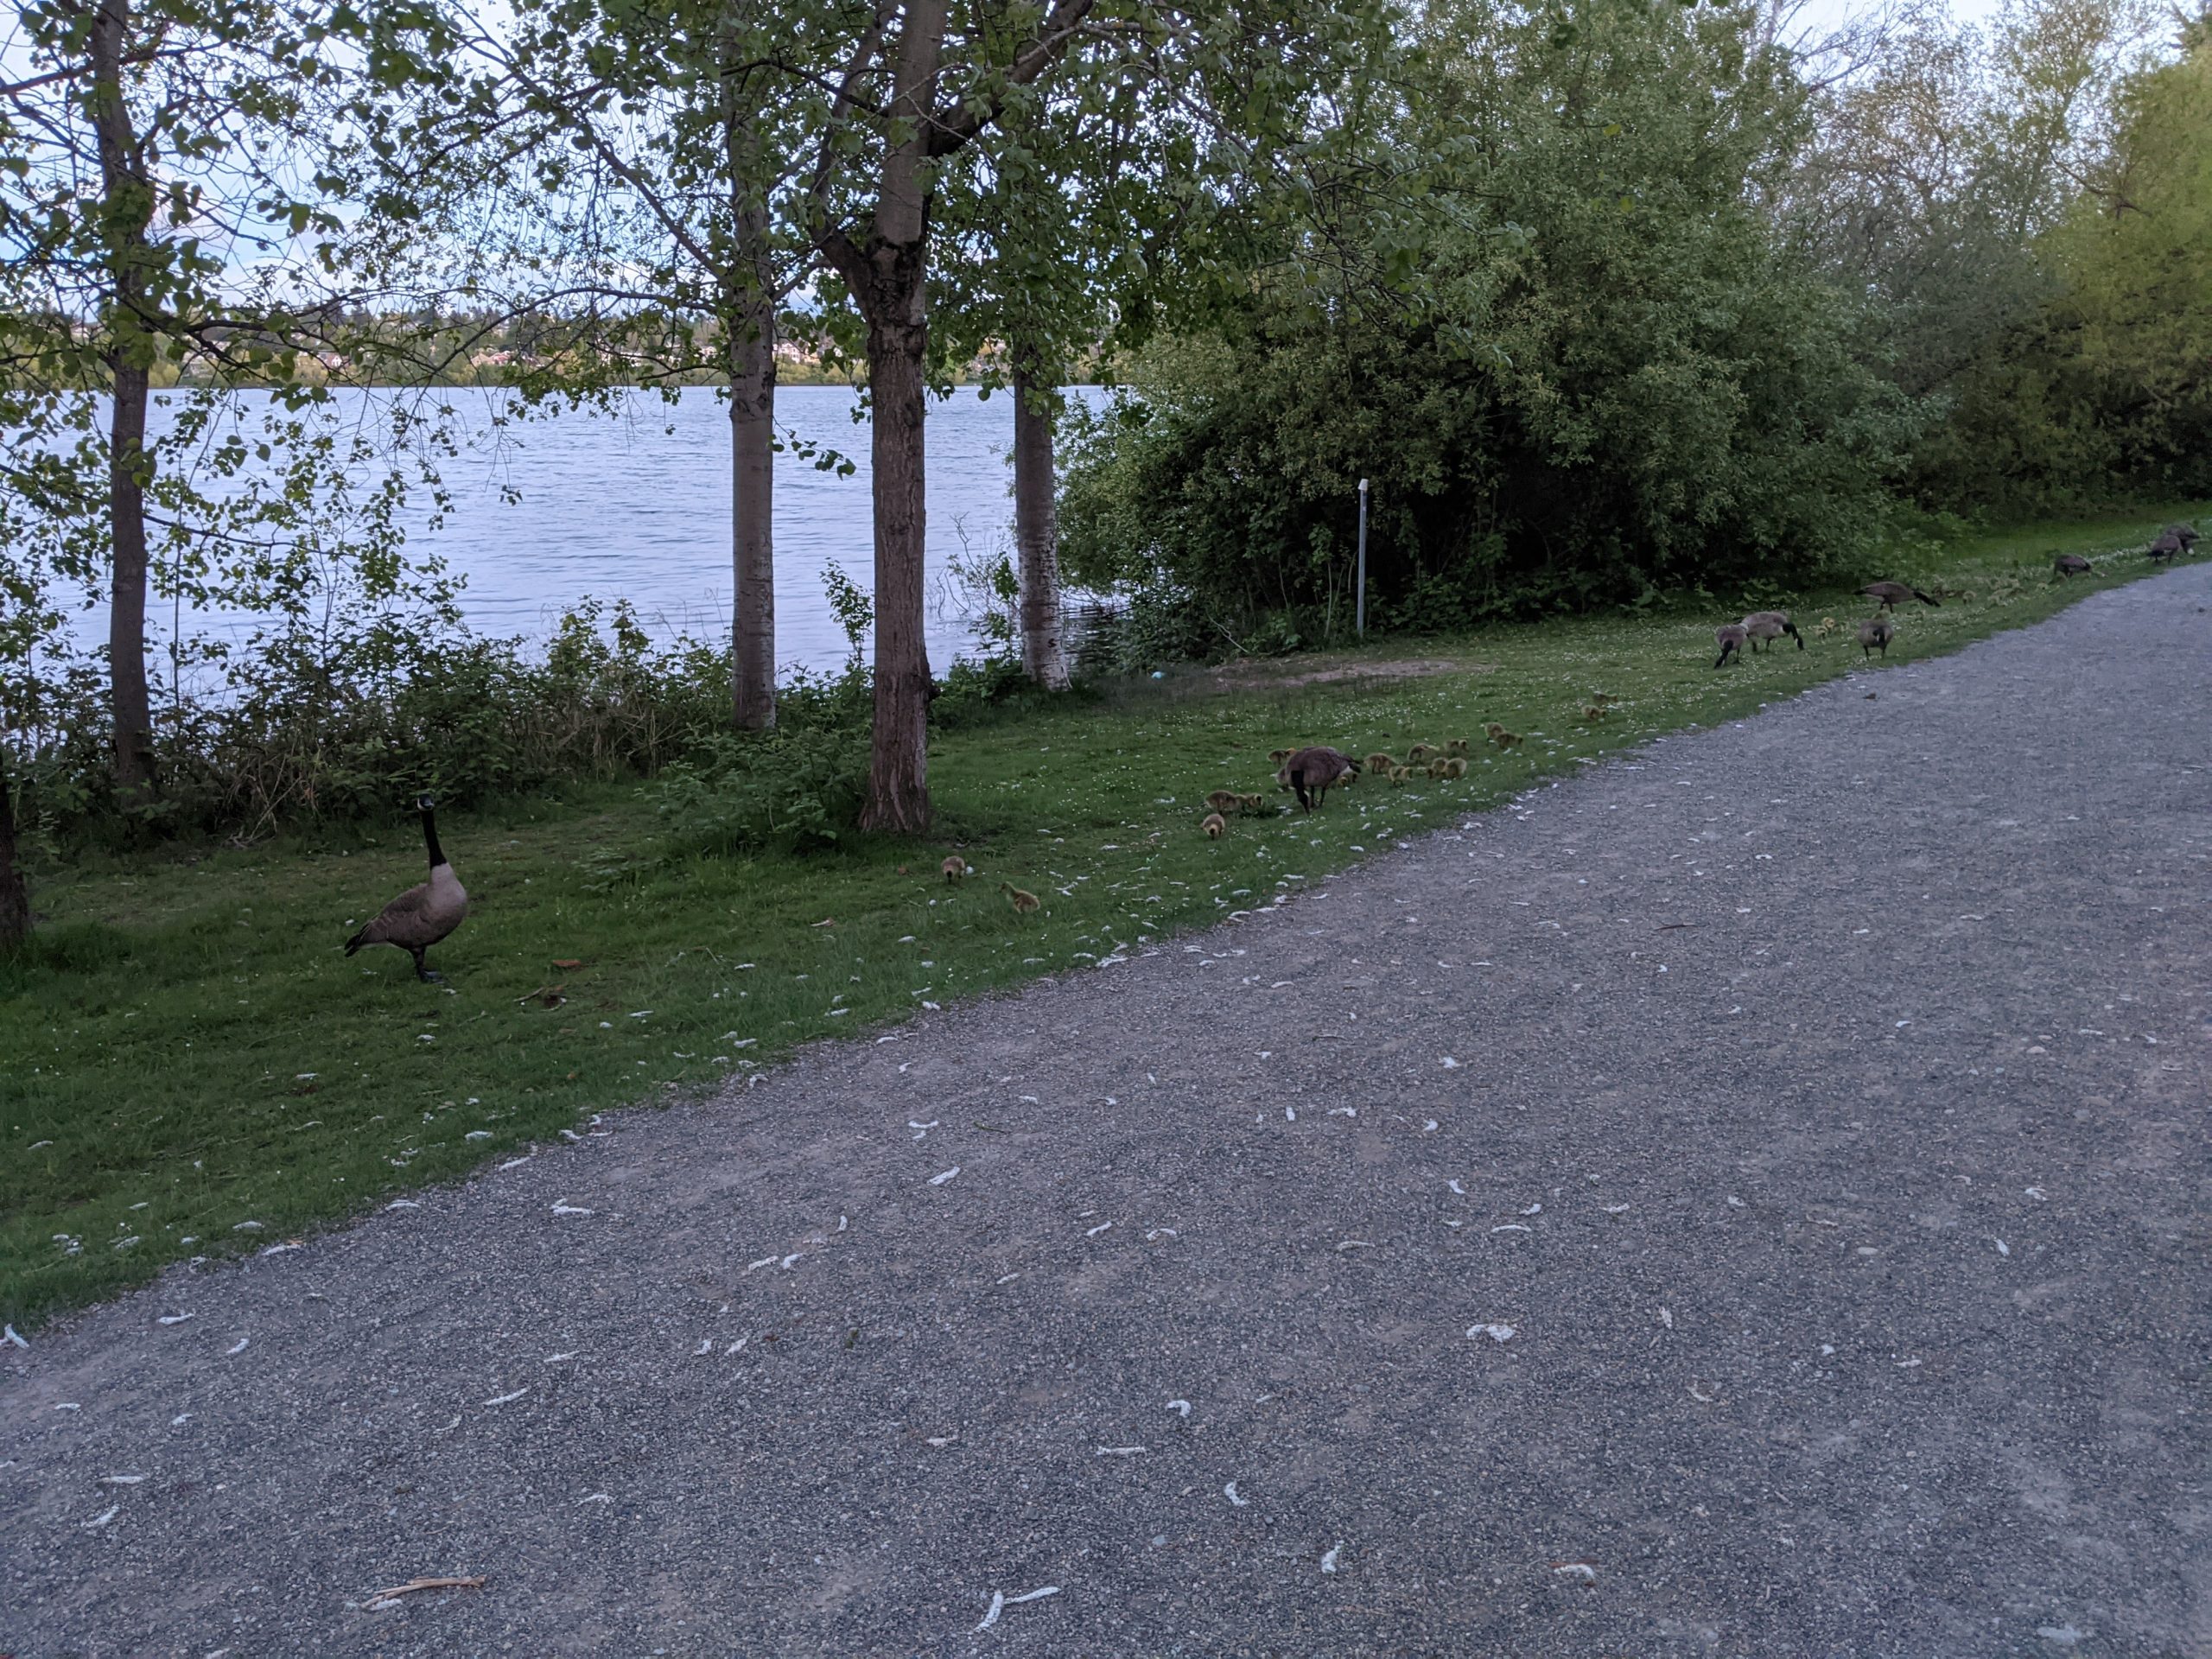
651 724 868 855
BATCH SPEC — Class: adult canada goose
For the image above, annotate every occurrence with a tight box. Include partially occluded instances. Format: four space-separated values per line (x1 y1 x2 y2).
2054 553 2092 579
1858 616 1895 658
1859 581 1938 610
941 855 969 884
1713 623 1748 669
1000 881 1040 915
1276 746 1360 811
1202 811 1227 839
2148 526 2196 563
346 796 467 982
1742 611 1804 652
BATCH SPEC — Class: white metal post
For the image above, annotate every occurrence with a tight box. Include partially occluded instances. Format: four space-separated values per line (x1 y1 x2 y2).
1356 478 1370 637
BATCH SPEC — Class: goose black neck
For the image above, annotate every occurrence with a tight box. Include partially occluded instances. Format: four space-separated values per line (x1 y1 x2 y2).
420 805 446 869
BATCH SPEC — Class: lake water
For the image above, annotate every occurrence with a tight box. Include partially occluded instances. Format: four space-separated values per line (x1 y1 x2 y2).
67 383 1112 680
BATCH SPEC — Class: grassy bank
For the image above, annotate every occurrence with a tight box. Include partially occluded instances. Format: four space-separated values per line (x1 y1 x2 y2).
3 504 2200 1326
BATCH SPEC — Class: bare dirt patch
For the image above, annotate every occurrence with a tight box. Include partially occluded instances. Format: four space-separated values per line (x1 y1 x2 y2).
1201 654 1491 692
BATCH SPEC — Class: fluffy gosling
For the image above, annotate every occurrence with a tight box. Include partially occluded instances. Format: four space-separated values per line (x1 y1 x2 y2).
1202 811 1227 839
942 855 969 884
1000 880 1040 915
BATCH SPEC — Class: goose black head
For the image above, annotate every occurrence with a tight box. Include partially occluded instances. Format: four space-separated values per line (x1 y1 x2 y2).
416 794 437 813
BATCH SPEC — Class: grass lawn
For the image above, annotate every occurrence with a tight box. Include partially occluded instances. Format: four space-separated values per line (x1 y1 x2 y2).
3 503 2201 1327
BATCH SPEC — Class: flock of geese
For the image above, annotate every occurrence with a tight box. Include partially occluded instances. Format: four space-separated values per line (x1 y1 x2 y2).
1714 578 1936 671
345 526 2201 972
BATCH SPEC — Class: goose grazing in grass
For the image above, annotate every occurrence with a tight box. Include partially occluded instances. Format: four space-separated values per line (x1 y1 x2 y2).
941 855 969 884
1238 792 1268 815
1444 738 1471 757
2054 553 2092 579
1202 811 1227 839
1276 746 1360 811
1858 615 1895 658
1388 764 1412 785
1859 580 1938 610
1205 789 1243 815
1492 729 1524 751
346 796 467 982
1405 742 1436 763
1363 752 1395 775
1742 611 1804 652
2148 526 2196 563
1438 757 1467 779
1268 748 1295 764
1000 881 1040 915
1713 624 1748 669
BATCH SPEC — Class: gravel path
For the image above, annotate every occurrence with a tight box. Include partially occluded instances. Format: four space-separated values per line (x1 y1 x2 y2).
6 570 2210 1658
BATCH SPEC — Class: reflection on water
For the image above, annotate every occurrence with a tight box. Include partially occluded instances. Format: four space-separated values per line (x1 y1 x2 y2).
67 383 1111 680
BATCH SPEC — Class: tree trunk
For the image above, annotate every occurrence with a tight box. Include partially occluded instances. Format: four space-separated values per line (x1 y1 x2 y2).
89 0 157 798
855 275 934 835
106 365 156 793
1011 343 1070 690
0 745 28 951
728 289 778 732
818 0 949 835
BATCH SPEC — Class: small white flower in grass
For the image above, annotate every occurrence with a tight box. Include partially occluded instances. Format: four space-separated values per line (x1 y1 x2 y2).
1468 1323 1516 1344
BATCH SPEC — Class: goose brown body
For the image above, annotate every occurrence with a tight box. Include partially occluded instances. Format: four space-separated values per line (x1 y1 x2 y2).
1713 624 1748 669
1276 746 1360 811
2054 553 2092 578
346 798 467 982
1742 611 1803 652
1858 616 1895 658
1860 581 1938 610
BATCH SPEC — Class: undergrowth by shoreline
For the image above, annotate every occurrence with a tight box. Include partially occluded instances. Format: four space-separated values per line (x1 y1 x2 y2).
1 501 2201 1328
